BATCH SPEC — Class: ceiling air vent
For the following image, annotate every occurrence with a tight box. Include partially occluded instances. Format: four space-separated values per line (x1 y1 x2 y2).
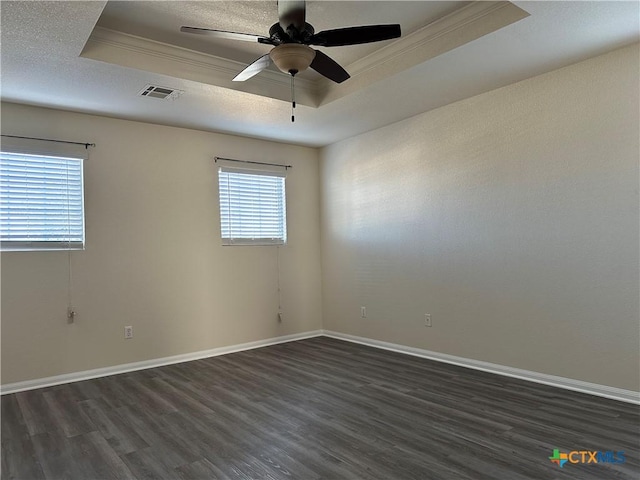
138 84 183 100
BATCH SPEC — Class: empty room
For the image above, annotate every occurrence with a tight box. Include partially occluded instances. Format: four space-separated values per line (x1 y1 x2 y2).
1 1 639 479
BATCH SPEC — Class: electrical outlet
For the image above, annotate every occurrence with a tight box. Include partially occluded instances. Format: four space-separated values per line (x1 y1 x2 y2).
361 306 367 318
424 314 432 327
124 326 133 339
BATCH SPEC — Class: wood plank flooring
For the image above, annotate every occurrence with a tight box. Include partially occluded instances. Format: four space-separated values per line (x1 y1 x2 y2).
2 336 638 479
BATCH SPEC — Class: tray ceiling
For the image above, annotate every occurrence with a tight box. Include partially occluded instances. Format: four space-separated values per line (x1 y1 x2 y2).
82 1 529 106
2 1 638 147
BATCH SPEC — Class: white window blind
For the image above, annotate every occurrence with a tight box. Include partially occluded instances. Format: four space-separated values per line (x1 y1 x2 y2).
218 166 287 245
0 151 85 251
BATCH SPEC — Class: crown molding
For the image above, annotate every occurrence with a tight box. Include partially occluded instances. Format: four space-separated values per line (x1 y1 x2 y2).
81 27 319 107
80 2 529 110
317 1 530 105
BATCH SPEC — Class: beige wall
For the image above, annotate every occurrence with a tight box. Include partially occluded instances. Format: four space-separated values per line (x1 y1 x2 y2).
2 44 638 392
320 44 640 391
1 103 322 384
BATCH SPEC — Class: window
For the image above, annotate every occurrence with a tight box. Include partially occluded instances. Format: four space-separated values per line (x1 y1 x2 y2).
1 151 85 251
218 166 287 245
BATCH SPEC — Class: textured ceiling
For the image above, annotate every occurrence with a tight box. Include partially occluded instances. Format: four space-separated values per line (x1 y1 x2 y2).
1 1 638 147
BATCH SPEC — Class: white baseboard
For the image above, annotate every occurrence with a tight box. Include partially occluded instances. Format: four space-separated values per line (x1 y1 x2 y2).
3 329 638 405
0 330 323 395
322 330 640 405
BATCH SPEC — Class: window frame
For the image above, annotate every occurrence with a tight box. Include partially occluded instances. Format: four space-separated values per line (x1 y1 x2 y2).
0 144 87 252
217 165 287 246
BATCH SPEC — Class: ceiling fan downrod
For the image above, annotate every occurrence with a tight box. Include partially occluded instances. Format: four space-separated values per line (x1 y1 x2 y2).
290 72 296 123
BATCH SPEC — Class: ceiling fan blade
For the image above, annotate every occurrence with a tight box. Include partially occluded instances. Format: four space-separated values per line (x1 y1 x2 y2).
278 0 306 31
233 54 272 82
180 26 273 44
310 50 350 84
309 24 401 47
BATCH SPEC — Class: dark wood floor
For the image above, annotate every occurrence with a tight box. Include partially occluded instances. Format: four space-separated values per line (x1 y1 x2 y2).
2 336 638 480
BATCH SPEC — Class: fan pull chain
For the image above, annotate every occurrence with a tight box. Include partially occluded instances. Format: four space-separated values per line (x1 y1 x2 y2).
290 74 296 123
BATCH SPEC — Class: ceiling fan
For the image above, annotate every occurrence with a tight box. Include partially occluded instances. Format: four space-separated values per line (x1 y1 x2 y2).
180 0 401 84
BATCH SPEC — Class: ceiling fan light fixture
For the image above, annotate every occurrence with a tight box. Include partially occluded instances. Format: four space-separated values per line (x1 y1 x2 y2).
269 44 316 75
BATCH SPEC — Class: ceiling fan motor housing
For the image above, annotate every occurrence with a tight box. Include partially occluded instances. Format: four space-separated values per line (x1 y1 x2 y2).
269 22 315 44
269 44 317 75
